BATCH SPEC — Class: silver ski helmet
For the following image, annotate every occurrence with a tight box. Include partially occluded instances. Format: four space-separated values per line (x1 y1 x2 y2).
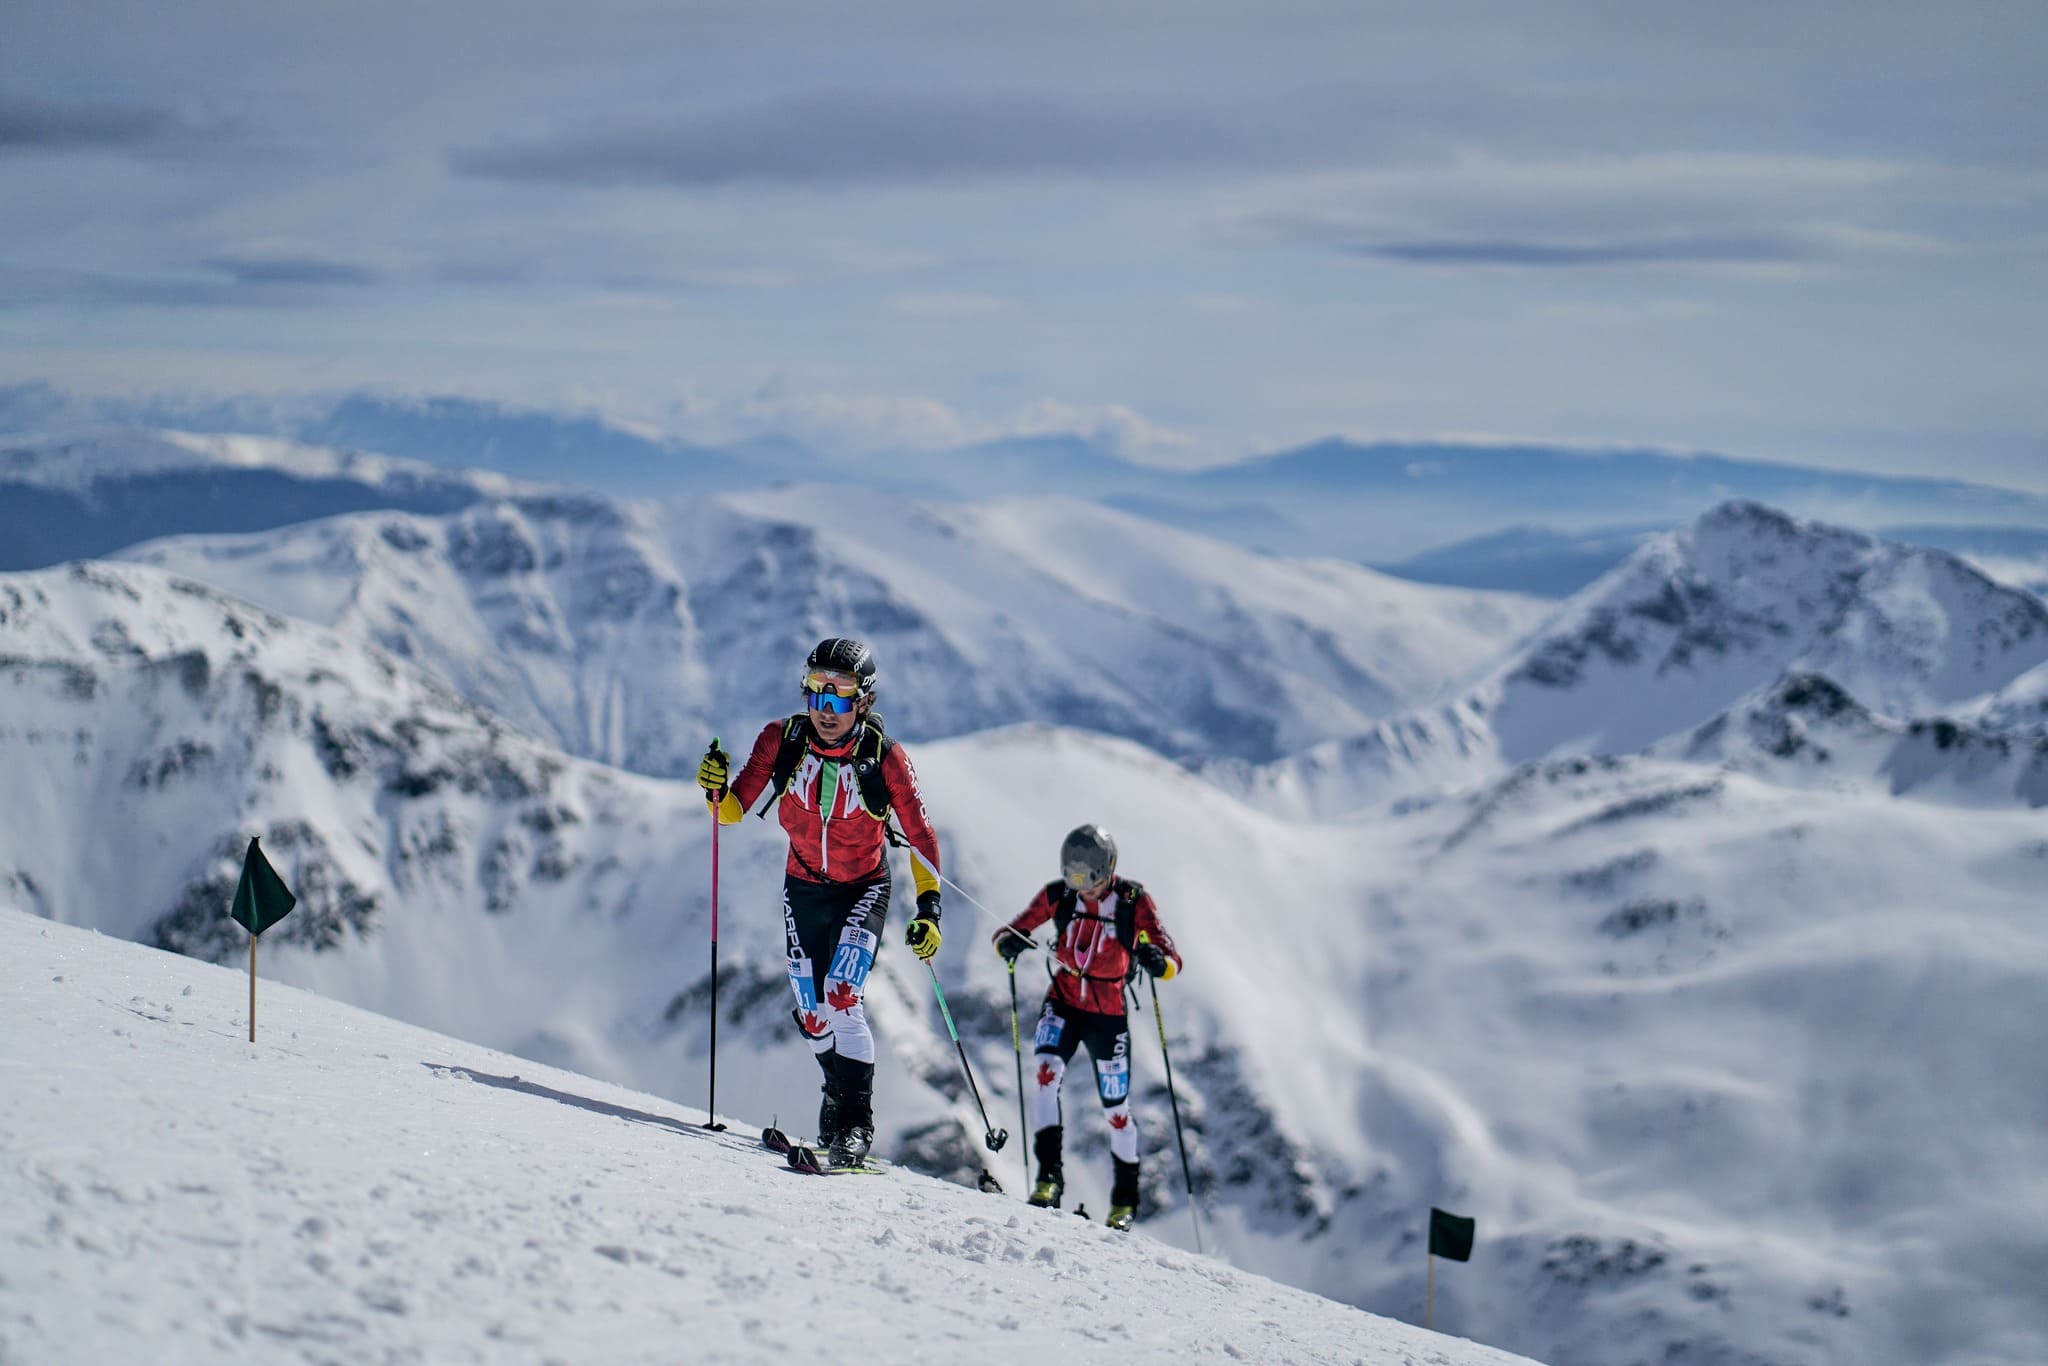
1060 824 1118 891
802 637 877 706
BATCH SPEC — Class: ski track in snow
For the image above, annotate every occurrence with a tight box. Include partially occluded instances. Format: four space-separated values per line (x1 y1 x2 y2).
0 909 1533 1366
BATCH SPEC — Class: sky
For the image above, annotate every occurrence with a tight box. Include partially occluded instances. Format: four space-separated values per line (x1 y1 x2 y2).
2 1 2045 487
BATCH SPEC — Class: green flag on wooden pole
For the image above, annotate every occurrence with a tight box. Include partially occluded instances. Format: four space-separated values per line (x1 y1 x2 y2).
1426 1206 1475 1329
228 836 296 1042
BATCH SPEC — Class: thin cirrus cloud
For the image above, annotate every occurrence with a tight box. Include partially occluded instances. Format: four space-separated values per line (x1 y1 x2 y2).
1357 233 1820 267
0 94 178 150
202 256 379 288
1236 154 2009 270
0 265 264 310
0 257 378 311
447 87 1400 188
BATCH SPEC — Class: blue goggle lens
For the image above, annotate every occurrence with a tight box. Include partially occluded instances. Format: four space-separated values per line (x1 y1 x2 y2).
806 690 856 714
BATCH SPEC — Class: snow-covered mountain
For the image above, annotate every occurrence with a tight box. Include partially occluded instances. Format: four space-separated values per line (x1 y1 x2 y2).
1668 672 2048 807
1883 523 2048 601
1480 501 2048 764
1227 502 2048 818
117 485 1548 771
1966 662 2048 736
0 559 703 1001
1 909 1536 1366
0 428 517 571
6 557 2048 1364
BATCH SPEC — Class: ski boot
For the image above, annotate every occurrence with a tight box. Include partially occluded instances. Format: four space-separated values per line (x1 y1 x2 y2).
1028 1127 1066 1208
823 1054 875 1167
815 1089 843 1155
827 1126 874 1169
1106 1205 1135 1232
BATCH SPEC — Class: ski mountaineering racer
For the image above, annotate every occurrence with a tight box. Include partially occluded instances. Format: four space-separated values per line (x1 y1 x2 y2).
695 638 944 1169
993 824 1182 1230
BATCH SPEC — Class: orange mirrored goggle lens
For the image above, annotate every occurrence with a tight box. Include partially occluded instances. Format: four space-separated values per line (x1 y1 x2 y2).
802 669 862 698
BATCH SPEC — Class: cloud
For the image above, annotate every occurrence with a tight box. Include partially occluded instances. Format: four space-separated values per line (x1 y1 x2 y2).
1356 234 1818 267
0 95 177 150
0 265 233 310
668 383 975 452
203 256 379 287
662 382 1190 460
446 87 1410 190
1002 398 1193 462
0 258 378 311
1241 154 2024 270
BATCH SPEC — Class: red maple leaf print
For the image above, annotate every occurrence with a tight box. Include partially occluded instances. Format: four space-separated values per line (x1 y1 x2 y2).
825 981 861 1012
1037 1061 1058 1087
1109 1111 1130 1130
799 1011 827 1037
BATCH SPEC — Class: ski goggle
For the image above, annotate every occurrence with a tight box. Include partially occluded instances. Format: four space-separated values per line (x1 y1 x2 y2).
802 669 862 698
806 689 857 714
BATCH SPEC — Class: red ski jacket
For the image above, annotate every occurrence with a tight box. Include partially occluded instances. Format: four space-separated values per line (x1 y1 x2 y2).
714 717 941 896
997 881 1181 1016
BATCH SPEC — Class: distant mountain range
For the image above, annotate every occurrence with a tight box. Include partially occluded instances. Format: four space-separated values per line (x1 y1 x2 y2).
1376 521 2048 599
8 383 2047 564
0 428 516 572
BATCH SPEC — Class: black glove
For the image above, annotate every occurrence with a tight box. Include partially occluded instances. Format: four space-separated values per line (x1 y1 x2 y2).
994 927 1032 963
916 890 941 923
1134 941 1171 979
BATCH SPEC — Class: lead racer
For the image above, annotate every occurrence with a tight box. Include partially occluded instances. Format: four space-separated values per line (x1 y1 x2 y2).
696 637 944 1169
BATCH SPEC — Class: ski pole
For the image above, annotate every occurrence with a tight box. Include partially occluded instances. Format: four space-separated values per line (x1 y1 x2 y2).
925 960 1009 1157
702 739 727 1132
1140 932 1202 1253
1009 961 1030 1192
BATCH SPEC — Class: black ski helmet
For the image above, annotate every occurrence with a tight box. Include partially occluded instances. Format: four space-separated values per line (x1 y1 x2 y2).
804 636 877 700
1060 824 1118 890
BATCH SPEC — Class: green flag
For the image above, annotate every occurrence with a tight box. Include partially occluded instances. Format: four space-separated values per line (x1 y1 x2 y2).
1429 1207 1476 1262
229 836 296 937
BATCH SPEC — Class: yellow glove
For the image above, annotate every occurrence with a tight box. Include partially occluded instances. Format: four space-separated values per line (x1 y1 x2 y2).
696 740 729 799
905 905 942 962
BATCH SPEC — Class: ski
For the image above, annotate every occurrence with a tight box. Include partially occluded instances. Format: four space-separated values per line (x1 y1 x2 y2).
785 1142 886 1176
765 1126 887 1175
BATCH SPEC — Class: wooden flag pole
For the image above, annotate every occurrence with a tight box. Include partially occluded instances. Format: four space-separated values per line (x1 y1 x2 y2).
1426 1251 1435 1329
248 931 257 1042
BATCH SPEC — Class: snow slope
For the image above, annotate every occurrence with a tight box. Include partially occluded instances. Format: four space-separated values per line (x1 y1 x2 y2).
6 559 2048 1363
0 909 1533 1366
118 486 1547 770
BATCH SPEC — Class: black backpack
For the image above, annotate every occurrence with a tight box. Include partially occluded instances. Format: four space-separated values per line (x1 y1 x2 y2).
1045 877 1146 951
753 712 894 821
